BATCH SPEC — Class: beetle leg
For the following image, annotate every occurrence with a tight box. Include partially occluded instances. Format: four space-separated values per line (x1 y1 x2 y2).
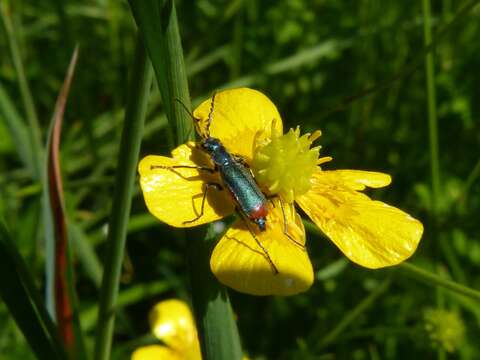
268 196 306 250
183 182 223 224
232 154 249 167
150 164 216 173
238 210 279 274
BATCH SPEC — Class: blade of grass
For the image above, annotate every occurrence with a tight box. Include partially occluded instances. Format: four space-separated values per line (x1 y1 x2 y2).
69 223 103 288
94 35 153 360
423 0 441 215
223 39 348 89
45 47 87 358
318 0 480 120
129 1 243 359
129 0 192 144
52 0 71 46
421 0 446 322
1 1 60 319
0 1 43 179
305 219 480 301
83 281 170 332
422 1 466 329
186 45 229 78
399 263 480 302
188 224 243 360
0 221 67 360
0 83 34 174
317 277 392 350
456 157 480 210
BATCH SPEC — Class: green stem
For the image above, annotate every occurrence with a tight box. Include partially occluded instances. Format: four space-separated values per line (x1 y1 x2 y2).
129 0 192 143
188 225 243 360
94 36 152 360
0 221 67 359
318 277 392 349
422 0 447 324
399 263 480 301
422 0 441 214
456 157 480 209
0 1 59 319
318 0 480 120
129 1 243 358
0 2 43 179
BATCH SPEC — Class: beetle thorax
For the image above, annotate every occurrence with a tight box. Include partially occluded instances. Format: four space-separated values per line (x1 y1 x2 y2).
201 137 232 166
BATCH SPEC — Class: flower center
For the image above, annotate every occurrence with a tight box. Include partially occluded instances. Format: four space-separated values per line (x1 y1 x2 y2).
252 126 328 203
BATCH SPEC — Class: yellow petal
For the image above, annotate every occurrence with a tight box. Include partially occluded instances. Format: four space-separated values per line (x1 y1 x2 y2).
210 200 313 295
296 170 423 269
131 345 180 360
193 88 283 161
139 143 235 227
149 300 201 359
317 169 391 191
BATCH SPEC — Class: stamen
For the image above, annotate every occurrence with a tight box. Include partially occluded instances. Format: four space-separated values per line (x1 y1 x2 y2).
309 130 322 142
252 127 328 202
269 179 280 193
317 156 333 165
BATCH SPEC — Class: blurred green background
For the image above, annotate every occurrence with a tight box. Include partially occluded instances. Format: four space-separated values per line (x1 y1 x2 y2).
1 0 479 358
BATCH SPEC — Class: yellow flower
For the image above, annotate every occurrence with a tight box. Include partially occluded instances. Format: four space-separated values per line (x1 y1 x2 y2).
131 299 201 360
138 88 423 296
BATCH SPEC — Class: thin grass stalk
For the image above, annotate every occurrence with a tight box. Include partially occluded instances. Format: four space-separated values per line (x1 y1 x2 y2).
399 263 480 302
0 2 43 178
422 0 441 214
128 1 243 358
421 3 467 332
0 1 60 319
319 0 480 120
45 47 83 357
52 0 71 46
0 221 67 360
318 277 392 349
421 5 448 340
94 36 152 360
0 83 34 173
304 219 480 301
457 158 480 209
82 281 170 332
187 223 243 360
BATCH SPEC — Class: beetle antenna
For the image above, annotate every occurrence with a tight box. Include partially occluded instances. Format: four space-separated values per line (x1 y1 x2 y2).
175 98 196 120
175 98 202 140
205 91 217 138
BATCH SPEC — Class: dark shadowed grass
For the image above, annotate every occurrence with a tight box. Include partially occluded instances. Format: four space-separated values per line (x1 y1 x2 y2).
94 36 152 360
0 222 66 360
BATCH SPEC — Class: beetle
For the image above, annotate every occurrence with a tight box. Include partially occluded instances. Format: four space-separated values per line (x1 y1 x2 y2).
151 93 303 273
193 93 269 230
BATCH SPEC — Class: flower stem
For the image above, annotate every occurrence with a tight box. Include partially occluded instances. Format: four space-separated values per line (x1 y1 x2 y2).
94 36 152 360
318 277 392 349
399 263 480 302
422 0 440 216
188 225 243 360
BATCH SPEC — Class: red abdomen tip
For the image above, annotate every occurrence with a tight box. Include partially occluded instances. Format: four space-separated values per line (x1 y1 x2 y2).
249 203 268 219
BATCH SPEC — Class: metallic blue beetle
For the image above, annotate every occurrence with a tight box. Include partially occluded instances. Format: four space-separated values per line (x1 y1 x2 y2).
153 93 279 272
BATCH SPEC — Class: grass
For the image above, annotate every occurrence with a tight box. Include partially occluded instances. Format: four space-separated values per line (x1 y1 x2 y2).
1 0 480 359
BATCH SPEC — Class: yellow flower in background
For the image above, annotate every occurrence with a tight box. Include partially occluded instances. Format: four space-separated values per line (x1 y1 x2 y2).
138 88 423 296
131 299 201 360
